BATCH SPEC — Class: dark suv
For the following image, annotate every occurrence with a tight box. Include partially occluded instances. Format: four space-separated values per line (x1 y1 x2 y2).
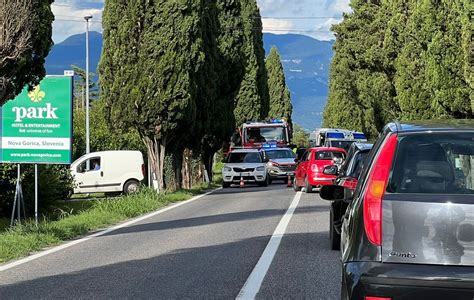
323 143 373 250
320 121 474 299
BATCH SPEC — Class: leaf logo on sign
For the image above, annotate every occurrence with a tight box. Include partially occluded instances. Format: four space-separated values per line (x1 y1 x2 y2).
28 85 46 103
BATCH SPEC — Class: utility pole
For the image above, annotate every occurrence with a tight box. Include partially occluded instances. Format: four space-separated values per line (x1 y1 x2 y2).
84 15 92 160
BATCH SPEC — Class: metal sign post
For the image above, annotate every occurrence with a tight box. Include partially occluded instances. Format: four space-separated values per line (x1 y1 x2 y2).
35 164 38 226
10 164 24 226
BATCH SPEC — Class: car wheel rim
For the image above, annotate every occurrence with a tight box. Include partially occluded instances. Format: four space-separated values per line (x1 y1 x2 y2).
128 184 138 193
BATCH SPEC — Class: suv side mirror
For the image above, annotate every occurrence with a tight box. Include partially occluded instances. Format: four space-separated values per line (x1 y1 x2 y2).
294 158 299 163
323 165 338 175
320 185 353 202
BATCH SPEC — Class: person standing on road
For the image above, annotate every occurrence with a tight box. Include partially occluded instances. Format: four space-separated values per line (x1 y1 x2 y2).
296 140 306 161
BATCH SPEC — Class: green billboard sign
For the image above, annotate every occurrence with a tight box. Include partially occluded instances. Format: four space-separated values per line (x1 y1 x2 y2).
0 76 73 164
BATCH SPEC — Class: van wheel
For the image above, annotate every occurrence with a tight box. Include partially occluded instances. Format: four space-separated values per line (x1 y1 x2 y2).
123 180 140 195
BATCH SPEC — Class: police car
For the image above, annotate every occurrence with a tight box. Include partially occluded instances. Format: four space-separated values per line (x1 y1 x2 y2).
222 148 270 188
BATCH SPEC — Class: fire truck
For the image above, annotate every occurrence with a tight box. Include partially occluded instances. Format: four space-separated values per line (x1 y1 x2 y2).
231 119 292 149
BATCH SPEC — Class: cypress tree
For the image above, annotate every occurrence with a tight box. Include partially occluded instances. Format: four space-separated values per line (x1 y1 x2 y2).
265 47 292 125
99 0 205 191
234 0 269 125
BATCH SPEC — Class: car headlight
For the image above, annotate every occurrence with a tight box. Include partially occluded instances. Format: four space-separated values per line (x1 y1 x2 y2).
256 166 265 171
223 167 232 172
267 162 274 167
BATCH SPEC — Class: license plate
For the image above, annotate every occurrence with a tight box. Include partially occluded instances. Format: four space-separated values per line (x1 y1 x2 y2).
241 173 251 176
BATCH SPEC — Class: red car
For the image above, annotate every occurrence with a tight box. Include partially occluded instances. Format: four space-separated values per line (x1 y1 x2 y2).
293 147 347 193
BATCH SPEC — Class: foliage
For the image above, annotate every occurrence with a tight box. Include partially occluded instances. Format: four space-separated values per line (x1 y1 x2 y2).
324 0 472 136
100 0 207 190
265 47 292 125
292 123 309 146
73 99 144 160
233 0 270 125
0 0 54 105
0 164 74 218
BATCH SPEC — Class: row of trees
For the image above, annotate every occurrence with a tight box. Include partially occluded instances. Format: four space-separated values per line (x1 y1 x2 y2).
324 0 472 138
99 0 292 190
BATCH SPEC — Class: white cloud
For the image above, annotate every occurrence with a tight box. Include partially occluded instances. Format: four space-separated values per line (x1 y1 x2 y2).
257 0 351 40
52 1 104 43
51 0 351 42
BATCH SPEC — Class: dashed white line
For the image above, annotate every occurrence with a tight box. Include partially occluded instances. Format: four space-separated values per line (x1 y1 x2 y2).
237 191 302 300
0 188 221 272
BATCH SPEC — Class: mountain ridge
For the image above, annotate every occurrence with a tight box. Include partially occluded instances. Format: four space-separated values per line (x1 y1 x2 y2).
45 32 333 130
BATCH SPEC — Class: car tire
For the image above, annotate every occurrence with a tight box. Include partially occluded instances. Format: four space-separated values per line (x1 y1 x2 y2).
293 177 301 192
304 177 313 193
259 175 269 187
330 208 341 250
268 177 273 185
222 182 231 188
123 180 140 195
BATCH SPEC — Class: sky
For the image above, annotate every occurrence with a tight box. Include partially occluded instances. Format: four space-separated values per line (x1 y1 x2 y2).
51 0 351 43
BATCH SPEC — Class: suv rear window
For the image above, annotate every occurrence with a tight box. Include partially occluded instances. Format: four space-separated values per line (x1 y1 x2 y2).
315 151 346 160
388 132 474 194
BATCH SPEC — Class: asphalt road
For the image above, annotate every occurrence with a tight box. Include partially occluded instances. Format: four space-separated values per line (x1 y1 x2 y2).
0 184 341 299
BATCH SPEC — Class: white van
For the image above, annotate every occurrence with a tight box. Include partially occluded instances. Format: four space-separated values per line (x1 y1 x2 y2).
70 151 144 195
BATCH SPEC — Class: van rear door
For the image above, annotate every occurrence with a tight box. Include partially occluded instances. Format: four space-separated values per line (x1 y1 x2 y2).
382 132 474 266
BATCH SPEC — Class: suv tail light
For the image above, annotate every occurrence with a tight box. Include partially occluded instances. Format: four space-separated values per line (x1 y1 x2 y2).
142 163 146 177
363 134 397 246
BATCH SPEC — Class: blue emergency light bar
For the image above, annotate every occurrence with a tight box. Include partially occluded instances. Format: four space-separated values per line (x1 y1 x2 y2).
327 132 345 139
270 119 284 124
353 133 367 140
262 143 278 148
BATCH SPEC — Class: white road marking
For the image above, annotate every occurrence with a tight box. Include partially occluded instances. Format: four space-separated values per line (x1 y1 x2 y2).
0 188 221 272
237 191 302 300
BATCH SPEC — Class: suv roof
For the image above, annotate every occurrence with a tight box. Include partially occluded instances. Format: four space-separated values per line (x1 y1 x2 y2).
387 120 474 133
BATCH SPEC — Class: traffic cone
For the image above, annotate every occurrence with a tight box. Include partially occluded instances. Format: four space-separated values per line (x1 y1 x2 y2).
240 176 245 188
287 175 292 188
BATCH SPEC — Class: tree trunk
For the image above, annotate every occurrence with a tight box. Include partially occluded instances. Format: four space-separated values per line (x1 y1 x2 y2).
172 151 183 191
202 149 214 182
181 149 193 189
143 136 165 192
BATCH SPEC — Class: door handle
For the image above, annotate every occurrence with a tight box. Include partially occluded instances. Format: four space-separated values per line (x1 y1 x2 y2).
101 171 104 177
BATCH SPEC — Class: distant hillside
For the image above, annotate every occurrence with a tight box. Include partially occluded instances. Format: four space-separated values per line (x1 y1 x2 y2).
263 33 334 130
45 32 334 130
45 31 102 76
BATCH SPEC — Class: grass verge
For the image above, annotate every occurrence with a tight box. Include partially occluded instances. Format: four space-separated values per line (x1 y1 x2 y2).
0 184 217 264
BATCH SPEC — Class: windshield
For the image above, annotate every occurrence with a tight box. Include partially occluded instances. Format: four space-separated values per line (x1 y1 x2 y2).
315 151 346 160
266 150 295 160
227 152 263 163
388 133 474 194
245 127 287 143
329 140 354 152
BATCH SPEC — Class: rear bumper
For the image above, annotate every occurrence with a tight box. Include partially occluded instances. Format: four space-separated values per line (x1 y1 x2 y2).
344 261 474 299
307 176 334 186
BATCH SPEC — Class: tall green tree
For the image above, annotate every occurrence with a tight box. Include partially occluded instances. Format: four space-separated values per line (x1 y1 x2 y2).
265 47 292 125
233 0 269 125
0 0 54 105
324 0 395 138
100 0 205 190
